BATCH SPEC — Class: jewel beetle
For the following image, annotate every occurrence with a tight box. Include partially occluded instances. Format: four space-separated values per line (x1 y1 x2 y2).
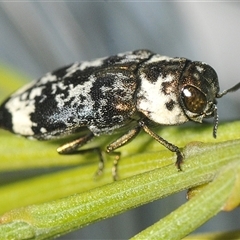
0 49 239 179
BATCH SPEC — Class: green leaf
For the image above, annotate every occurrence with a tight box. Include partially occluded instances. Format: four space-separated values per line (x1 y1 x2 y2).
183 230 240 240
0 139 240 239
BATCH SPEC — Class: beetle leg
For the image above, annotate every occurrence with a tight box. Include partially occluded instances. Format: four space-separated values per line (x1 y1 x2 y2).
57 132 106 178
139 120 184 170
106 125 141 180
107 126 141 152
57 132 94 154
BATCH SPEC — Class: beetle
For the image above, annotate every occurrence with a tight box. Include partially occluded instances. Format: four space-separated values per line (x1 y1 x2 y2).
0 49 239 179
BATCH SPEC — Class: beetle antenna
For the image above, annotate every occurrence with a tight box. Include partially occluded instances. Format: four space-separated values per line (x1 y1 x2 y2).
214 81 240 137
213 105 218 138
216 82 240 98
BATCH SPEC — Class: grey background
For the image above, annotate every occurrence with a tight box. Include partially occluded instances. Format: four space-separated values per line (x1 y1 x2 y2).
0 2 240 239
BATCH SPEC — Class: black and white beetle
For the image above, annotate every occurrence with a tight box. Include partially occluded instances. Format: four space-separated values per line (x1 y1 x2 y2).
0 50 240 179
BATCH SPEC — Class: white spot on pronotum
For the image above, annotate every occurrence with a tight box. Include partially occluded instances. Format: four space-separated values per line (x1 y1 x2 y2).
196 65 204 73
137 73 188 125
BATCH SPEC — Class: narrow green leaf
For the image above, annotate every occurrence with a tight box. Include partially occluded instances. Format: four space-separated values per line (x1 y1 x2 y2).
131 162 240 240
184 230 240 240
0 139 240 239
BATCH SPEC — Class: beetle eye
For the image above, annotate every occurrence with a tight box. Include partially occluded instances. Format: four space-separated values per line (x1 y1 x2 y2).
181 86 207 114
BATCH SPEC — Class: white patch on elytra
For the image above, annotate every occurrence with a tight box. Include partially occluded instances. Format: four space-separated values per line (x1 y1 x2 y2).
116 50 152 63
146 54 173 64
54 75 96 112
137 74 188 125
11 73 57 98
38 73 57 85
5 84 46 135
63 63 80 78
116 51 132 57
100 85 111 93
5 97 36 135
63 58 107 79
79 57 106 71
51 82 67 95
40 127 47 133
21 92 28 101
117 51 149 63
29 86 45 100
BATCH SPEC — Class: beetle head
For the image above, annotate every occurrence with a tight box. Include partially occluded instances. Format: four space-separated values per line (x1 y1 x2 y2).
179 61 240 138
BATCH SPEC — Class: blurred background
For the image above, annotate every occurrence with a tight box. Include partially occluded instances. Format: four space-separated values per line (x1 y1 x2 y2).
0 2 240 239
